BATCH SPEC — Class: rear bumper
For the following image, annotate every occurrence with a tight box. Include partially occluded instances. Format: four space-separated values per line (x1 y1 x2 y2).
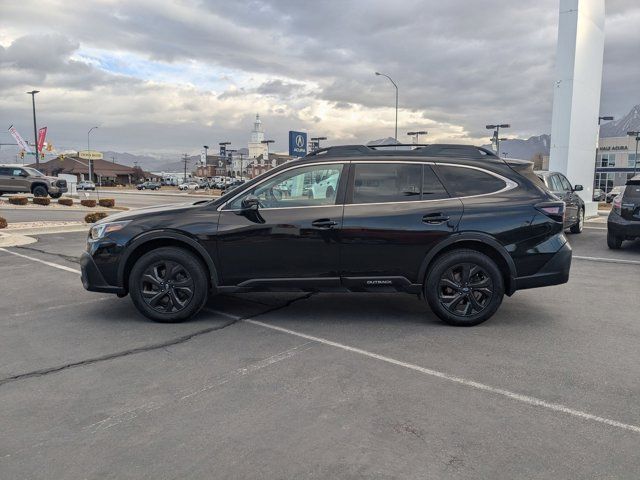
80 252 125 294
608 212 640 238
513 241 572 291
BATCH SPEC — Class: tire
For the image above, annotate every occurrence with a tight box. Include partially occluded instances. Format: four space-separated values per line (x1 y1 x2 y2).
425 249 504 327
607 230 623 249
129 247 209 322
50 192 62 199
569 208 584 234
32 185 48 197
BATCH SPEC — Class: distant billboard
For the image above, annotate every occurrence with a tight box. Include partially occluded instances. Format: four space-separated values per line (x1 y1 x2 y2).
289 131 307 157
78 150 103 160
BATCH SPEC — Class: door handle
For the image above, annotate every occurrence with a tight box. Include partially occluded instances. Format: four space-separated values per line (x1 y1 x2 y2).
312 218 338 228
422 213 450 224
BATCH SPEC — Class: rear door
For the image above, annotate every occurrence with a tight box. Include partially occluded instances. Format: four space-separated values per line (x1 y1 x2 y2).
339 162 463 288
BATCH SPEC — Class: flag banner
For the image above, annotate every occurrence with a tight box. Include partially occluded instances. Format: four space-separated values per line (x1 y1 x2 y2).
8 125 32 153
37 127 48 152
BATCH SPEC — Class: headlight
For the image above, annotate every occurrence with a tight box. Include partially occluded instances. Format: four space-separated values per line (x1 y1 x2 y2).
89 220 131 241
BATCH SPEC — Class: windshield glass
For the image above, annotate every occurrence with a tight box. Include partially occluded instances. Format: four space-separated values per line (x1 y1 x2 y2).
23 167 45 177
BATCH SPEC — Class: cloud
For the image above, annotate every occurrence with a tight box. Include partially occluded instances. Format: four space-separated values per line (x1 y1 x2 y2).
0 0 638 160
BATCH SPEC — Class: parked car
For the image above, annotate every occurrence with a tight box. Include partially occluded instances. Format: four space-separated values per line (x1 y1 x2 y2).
178 181 199 191
606 186 624 203
136 181 161 190
0 165 67 198
607 175 640 249
535 170 585 233
77 180 96 191
593 188 605 202
81 143 572 327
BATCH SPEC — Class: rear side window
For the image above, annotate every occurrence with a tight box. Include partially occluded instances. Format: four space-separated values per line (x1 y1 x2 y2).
436 165 506 197
353 163 422 203
0 167 11 175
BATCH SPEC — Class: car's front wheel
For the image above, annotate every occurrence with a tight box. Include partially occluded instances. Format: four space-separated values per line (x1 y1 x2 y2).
569 208 584 234
32 185 48 197
129 247 209 322
425 249 504 327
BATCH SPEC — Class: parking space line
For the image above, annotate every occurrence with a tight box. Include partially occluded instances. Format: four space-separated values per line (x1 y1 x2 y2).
574 255 640 266
201 312 640 434
584 226 607 230
0 248 81 274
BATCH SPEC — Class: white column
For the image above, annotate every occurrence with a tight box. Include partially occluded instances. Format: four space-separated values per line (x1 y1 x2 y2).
549 0 605 217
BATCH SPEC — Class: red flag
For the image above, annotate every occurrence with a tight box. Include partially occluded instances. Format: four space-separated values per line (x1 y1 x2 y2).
37 127 47 152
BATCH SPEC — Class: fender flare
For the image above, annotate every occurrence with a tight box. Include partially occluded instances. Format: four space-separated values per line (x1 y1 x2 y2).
118 230 219 289
417 232 517 293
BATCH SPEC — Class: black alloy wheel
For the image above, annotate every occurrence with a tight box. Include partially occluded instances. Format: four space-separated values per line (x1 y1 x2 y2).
32 185 48 197
425 249 504 326
129 247 209 322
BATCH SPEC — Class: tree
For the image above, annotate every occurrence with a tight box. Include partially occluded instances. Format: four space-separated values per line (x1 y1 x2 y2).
131 166 145 184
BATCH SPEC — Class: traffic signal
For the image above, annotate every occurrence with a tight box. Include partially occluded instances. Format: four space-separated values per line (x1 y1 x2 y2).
20 151 24 159
41 153 45 160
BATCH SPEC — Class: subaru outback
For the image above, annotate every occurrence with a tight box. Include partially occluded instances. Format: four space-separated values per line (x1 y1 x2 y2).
81 144 572 326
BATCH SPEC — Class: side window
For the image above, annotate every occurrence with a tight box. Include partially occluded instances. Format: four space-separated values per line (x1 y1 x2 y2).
227 163 343 209
0 167 11 176
352 163 422 204
548 175 563 192
422 165 449 200
12 169 24 176
436 165 507 197
559 175 572 192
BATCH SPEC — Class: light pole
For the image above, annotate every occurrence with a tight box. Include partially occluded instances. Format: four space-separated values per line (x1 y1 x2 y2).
485 124 510 157
87 126 98 182
203 145 209 164
407 131 427 144
310 136 327 152
375 72 398 141
227 149 238 176
594 116 614 199
628 131 640 175
26 90 40 167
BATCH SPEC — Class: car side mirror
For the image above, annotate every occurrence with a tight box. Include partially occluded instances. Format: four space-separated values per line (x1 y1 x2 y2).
241 195 260 211
574 184 583 192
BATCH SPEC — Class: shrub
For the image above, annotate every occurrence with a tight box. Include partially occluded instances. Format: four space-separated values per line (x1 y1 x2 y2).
84 212 109 223
81 199 97 207
0 217 7 229
32 197 51 206
58 197 74 206
98 198 115 208
8 196 28 205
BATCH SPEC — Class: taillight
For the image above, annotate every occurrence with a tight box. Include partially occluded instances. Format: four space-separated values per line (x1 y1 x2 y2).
612 196 622 215
536 201 565 223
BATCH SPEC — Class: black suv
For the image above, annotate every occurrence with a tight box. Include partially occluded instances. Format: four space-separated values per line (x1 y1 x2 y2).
607 175 640 249
81 144 571 326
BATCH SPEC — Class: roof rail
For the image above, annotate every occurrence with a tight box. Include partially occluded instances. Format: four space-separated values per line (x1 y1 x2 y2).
304 144 499 159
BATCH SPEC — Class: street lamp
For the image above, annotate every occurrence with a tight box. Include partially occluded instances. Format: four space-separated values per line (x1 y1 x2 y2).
227 149 238 176
26 90 40 167
203 145 209 164
87 126 98 182
407 131 427 144
375 72 398 141
485 124 510 156
310 136 327 151
628 131 640 175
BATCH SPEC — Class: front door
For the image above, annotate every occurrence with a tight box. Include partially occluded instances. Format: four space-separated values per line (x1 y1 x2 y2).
216 162 347 287
339 162 463 288
548 174 579 227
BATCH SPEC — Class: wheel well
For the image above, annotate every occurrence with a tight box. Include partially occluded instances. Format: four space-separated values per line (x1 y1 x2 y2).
30 182 48 193
122 238 213 292
426 241 513 294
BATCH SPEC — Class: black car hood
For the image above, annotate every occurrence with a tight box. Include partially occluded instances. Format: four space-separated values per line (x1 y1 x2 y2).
96 200 210 224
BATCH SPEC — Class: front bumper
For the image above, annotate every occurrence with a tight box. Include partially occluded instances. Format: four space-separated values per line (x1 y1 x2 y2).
513 241 572 291
608 212 640 238
80 251 125 294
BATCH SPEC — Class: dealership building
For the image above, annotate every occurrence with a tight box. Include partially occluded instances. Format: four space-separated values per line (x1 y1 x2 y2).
595 136 639 191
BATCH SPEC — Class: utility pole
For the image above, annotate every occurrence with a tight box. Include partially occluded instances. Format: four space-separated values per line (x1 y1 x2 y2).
87 126 98 182
27 90 40 167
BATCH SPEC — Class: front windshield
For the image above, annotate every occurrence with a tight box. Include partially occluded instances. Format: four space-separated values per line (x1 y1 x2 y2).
23 167 45 177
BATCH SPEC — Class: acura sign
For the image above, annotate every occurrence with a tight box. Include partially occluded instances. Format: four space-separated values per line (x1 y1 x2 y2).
288 131 307 157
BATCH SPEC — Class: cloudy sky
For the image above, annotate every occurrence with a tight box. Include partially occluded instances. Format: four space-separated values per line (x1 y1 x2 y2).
1 0 638 159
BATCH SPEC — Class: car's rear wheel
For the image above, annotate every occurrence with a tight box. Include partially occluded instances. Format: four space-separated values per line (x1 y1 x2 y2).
607 230 623 249
129 247 209 322
425 249 504 327
569 208 584 234
32 185 48 197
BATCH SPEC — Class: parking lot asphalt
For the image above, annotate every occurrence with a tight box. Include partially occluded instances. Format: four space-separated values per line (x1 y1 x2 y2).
1 224 639 479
